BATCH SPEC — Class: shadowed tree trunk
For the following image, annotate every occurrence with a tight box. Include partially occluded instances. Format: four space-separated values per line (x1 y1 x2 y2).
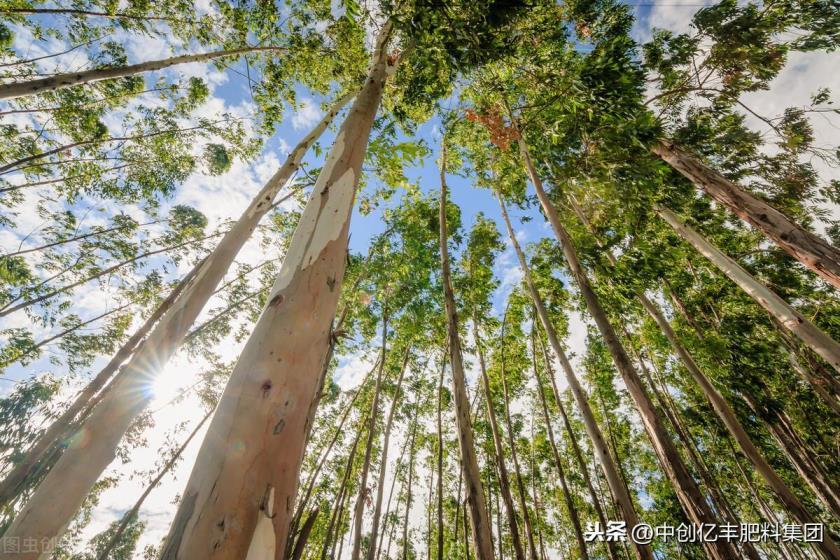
652 140 840 291
402 406 419 560
657 205 840 375
0 46 287 100
511 131 738 560
290 509 319 560
439 142 495 560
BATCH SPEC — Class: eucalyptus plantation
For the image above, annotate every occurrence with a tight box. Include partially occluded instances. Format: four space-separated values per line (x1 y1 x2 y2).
1 1 838 560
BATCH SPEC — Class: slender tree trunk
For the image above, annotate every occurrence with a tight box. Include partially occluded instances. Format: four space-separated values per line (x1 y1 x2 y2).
0 301 130 369
1 84 358 557
290 509 319 560
743 393 840 521
535 333 619 560
439 143 495 560
95 409 213 560
436 351 445 560
495 191 651 560
402 408 419 560
473 313 526 560
0 46 286 100
657 205 840 375
351 312 389 560
638 291 840 558
498 316 539 560
652 140 840 291
0 229 223 317
322 413 367 560
511 135 737 560
531 326 590 560
154 28 395 557
0 258 200 510
377 435 410 560
367 348 410 560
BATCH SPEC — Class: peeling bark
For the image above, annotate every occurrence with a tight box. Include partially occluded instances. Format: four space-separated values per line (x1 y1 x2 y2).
155 25 395 559
653 140 840 291
0 88 356 556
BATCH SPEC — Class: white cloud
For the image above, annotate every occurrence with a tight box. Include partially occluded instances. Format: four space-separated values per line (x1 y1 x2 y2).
291 98 324 131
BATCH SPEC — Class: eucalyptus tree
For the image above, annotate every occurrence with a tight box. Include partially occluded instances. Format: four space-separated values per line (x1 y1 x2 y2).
0 55 360 560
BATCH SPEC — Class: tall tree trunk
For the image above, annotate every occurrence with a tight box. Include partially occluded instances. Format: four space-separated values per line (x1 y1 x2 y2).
351 312 389 560
436 351 445 560
153 29 395 559
652 140 840 291
743 393 840 520
530 325 590 560
322 412 367 560
289 509 319 560
511 134 737 560
495 191 651 560
402 407 419 560
473 313 527 560
631 349 763 560
535 333 620 560
95 409 213 560
1 85 358 557
498 313 539 560
0 46 286 100
439 143 495 560
367 347 410 560
657 205 840 374
637 291 840 558
0 257 201 510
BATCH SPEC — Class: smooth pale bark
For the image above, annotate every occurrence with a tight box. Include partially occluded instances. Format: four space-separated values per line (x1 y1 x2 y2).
1 87 356 557
473 315 526 560
350 313 389 560
512 135 737 560
495 192 651 560
535 333 619 560
95 409 213 560
531 328 589 560
156 27 394 559
0 258 200 510
0 46 285 100
657 205 840 374
652 140 840 291
439 145 495 560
